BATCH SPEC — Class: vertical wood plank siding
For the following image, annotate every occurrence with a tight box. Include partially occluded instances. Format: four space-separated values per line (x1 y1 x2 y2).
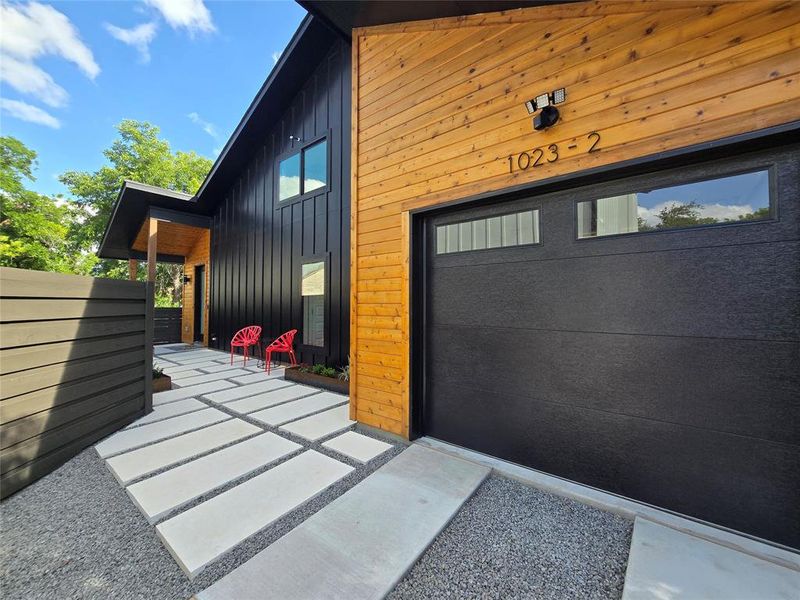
351 0 800 436
210 39 351 367
182 229 210 345
0 267 150 498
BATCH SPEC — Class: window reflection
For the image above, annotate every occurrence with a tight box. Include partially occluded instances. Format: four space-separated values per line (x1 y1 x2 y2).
577 170 770 238
302 261 325 347
279 153 301 201
304 140 327 193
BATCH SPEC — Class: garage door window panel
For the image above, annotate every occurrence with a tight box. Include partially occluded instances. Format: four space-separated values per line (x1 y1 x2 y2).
577 170 771 239
437 209 540 255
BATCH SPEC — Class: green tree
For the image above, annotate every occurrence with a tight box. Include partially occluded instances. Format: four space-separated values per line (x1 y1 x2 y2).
0 136 95 273
60 120 211 251
655 201 717 229
60 120 212 304
731 206 770 222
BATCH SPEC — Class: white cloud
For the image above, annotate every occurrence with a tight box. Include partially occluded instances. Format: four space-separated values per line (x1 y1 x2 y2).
187 112 218 138
0 54 68 107
144 0 215 35
104 21 158 63
272 50 282 65
0 2 98 124
0 2 99 78
0 98 60 128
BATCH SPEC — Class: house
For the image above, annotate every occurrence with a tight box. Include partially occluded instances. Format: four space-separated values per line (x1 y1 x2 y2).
99 15 351 367
99 0 800 550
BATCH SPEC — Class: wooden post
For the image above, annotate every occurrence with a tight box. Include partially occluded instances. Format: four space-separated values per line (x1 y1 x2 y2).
144 281 154 414
128 258 138 281
146 218 158 282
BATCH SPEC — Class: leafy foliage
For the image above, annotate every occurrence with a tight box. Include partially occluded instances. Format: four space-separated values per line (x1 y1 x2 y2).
59 120 211 275
338 362 350 382
655 201 718 229
298 363 339 378
2 122 211 307
0 136 95 273
59 120 212 303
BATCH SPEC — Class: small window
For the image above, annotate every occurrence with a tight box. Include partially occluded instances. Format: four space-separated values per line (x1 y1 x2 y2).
278 138 328 202
301 261 325 347
577 170 771 239
437 209 540 254
279 153 301 201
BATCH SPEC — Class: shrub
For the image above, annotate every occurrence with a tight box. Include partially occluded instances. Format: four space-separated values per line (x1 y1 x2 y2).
153 366 164 379
303 363 338 378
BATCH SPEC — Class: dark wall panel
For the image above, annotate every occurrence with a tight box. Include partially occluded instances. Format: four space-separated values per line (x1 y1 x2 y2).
153 307 181 344
421 145 800 548
0 267 150 498
209 39 350 368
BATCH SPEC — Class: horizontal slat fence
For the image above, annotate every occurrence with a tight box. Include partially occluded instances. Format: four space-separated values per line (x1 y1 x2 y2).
154 307 182 344
0 267 153 498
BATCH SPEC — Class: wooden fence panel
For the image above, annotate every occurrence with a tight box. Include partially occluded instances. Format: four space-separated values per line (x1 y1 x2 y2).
0 267 151 498
153 307 182 344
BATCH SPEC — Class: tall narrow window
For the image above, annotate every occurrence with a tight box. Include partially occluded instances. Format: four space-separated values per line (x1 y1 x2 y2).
301 261 325 347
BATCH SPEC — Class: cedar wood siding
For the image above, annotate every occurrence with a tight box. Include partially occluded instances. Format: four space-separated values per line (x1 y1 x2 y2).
182 230 210 345
210 39 351 367
350 0 800 437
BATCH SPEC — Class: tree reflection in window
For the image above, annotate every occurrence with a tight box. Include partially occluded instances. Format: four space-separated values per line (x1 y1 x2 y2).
578 170 770 238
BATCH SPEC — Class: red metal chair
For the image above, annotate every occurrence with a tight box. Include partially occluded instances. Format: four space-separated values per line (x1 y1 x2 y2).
263 329 298 374
230 326 262 366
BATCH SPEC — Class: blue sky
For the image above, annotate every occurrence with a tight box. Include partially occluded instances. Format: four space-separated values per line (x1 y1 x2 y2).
0 0 307 197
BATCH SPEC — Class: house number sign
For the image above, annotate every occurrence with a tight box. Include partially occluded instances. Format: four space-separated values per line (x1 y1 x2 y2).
506 131 601 173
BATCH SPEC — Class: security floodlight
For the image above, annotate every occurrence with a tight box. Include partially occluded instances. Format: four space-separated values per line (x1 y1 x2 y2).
533 106 560 130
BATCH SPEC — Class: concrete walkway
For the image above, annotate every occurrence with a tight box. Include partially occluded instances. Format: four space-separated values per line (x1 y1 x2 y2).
197 444 490 600
94 345 395 580
622 518 800 600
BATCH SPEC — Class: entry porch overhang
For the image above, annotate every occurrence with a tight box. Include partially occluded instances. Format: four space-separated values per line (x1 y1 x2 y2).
97 180 212 266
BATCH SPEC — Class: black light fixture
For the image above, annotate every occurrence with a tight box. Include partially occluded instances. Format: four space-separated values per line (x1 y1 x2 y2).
183 274 191 284
524 88 566 130
534 106 560 130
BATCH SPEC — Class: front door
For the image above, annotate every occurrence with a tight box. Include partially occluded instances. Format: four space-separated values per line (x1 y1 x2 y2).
194 264 205 343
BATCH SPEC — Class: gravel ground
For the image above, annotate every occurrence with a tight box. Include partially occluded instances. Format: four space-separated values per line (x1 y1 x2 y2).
0 424 403 600
388 475 633 600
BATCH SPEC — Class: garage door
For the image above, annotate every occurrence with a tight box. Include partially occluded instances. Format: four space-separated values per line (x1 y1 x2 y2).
420 146 799 548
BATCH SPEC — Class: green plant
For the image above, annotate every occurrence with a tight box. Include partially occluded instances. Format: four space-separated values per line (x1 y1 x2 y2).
338 361 350 382
307 363 337 378
152 366 164 379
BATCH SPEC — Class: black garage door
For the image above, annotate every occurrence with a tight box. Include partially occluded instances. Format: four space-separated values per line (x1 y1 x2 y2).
419 145 800 549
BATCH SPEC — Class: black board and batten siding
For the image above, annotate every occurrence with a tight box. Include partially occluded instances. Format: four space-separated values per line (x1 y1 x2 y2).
210 39 351 367
154 307 182 344
0 267 152 498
